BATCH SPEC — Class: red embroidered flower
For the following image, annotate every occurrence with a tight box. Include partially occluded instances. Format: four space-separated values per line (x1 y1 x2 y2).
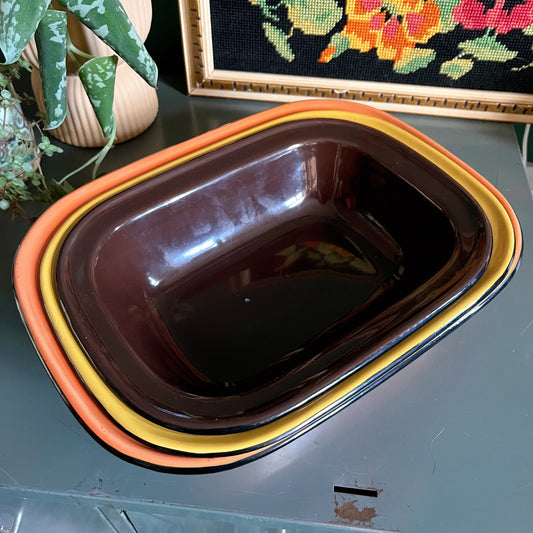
452 0 533 34
318 0 441 64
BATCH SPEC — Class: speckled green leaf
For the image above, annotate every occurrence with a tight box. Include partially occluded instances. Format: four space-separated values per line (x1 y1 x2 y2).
36 10 67 129
459 33 517 62
262 22 294 61
54 0 157 87
78 56 117 138
0 0 51 64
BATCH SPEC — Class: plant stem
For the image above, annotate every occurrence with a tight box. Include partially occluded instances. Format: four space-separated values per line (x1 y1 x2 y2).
91 116 117 179
66 47 81 70
66 35 94 61
57 116 117 184
65 34 94 70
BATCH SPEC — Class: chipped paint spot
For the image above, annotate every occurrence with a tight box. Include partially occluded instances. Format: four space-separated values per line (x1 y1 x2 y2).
334 498 377 526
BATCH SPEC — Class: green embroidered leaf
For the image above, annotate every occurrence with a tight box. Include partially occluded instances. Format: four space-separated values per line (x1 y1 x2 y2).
328 33 350 58
523 24 533 36
394 48 436 74
440 58 474 79
54 0 157 87
459 33 517 62
252 0 281 23
35 10 68 129
0 0 51 64
262 22 295 61
432 0 462 32
287 0 343 35
78 56 117 138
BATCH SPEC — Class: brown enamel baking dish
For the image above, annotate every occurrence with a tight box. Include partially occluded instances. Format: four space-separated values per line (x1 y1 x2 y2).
57 118 491 433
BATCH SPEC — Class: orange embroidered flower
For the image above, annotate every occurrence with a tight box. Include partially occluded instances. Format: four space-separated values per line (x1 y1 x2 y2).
319 0 441 65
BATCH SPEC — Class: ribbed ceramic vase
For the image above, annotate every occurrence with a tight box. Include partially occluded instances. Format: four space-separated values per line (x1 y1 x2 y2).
27 0 158 148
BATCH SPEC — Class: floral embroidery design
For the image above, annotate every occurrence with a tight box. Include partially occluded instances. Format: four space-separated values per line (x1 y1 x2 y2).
318 0 441 68
249 0 533 80
452 0 533 33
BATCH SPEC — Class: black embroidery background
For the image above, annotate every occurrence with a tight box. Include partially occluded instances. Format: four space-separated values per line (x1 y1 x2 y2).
210 0 533 93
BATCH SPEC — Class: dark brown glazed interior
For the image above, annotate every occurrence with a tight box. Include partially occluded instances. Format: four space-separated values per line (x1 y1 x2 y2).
57 119 491 434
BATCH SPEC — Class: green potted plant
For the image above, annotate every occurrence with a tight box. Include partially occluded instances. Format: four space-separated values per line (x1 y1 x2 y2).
1 60 63 219
0 0 158 218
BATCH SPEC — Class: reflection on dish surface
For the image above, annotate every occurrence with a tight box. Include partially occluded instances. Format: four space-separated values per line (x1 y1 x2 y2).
156 219 403 394
57 119 489 433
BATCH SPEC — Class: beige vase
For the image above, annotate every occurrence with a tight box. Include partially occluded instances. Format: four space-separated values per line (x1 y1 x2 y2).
26 0 158 147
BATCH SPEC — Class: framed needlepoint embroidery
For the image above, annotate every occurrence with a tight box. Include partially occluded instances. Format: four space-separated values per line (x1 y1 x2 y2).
179 0 533 121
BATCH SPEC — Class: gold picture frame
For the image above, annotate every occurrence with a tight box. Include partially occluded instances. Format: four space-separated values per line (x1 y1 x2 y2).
178 0 533 122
